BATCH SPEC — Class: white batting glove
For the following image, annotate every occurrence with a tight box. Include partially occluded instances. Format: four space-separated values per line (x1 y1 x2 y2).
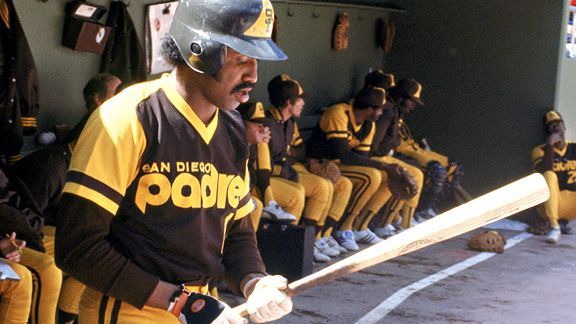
244 275 292 323
208 303 247 324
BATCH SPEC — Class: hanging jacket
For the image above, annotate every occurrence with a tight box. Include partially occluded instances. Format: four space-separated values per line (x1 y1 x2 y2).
0 0 40 164
100 0 146 86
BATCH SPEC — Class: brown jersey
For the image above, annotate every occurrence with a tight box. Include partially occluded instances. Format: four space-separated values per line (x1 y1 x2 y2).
532 142 576 191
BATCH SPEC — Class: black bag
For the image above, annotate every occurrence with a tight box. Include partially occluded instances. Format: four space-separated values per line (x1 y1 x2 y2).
256 222 314 282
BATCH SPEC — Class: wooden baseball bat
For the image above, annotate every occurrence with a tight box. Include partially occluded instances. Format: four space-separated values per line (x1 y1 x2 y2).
234 173 549 316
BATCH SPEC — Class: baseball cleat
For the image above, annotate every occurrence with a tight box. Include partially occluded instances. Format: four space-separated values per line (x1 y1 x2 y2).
373 224 397 238
315 238 340 257
333 230 359 251
313 245 331 263
559 219 572 234
325 236 348 254
262 201 297 223
546 228 561 244
353 229 383 245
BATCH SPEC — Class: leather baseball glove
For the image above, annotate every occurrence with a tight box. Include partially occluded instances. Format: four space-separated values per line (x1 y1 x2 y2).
308 159 341 184
387 164 418 200
468 230 507 253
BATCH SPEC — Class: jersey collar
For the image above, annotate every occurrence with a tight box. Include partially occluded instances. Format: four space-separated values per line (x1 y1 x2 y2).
161 74 219 144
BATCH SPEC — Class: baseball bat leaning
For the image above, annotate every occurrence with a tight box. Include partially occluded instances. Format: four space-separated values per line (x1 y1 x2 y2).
235 173 549 316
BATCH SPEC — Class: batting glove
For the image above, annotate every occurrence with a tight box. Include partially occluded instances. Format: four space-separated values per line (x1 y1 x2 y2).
243 275 292 323
169 285 246 324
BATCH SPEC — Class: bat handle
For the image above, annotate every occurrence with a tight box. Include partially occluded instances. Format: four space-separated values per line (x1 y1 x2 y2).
233 286 296 318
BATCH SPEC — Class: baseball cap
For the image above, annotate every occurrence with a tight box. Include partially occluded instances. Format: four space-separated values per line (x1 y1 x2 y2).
364 70 396 89
268 75 305 107
237 101 266 123
544 110 563 126
395 79 424 105
353 87 387 109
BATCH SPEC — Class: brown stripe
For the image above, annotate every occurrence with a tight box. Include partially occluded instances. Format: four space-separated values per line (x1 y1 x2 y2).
99 295 109 324
110 299 122 324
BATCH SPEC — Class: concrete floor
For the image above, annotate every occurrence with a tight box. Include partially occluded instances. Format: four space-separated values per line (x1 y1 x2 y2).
226 220 576 323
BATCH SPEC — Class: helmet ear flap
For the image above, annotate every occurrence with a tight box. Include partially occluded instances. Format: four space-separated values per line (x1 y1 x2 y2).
185 39 227 75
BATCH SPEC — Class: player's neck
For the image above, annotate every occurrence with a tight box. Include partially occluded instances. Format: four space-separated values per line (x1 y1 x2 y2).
172 67 217 125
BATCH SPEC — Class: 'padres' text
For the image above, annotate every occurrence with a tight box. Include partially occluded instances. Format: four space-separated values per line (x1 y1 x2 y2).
135 162 246 213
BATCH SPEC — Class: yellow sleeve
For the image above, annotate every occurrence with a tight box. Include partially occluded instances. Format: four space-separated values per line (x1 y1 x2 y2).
256 142 272 171
531 145 544 166
355 122 376 152
291 123 303 147
320 104 349 140
63 100 146 216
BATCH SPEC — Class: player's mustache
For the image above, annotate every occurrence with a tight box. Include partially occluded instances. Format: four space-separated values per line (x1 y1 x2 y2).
232 82 256 94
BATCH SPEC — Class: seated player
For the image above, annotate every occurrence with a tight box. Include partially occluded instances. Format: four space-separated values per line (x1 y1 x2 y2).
265 75 353 261
306 86 416 250
531 110 576 244
237 101 299 226
389 79 464 221
366 71 424 237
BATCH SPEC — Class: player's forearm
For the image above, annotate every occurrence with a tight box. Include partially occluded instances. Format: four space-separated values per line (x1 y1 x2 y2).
540 144 555 172
55 194 159 308
222 215 266 294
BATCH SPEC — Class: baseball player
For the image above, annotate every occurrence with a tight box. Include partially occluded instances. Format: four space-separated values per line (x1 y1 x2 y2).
265 75 353 261
532 111 576 244
237 101 301 227
387 79 464 221
306 87 416 251
366 71 424 236
55 1 292 323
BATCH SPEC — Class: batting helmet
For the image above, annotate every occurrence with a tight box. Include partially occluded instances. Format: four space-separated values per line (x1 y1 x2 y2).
169 0 287 74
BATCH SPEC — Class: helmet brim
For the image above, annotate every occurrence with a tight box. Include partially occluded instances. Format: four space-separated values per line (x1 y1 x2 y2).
212 33 287 61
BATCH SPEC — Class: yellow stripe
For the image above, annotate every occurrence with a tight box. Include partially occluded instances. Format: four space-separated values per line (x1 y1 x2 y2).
0 0 9 28
326 133 348 139
7 154 21 164
272 165 282 176
235 199 255 220
356 146 370 152
63 183 120 216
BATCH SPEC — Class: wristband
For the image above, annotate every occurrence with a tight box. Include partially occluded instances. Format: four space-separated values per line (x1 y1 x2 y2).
167 284 191 316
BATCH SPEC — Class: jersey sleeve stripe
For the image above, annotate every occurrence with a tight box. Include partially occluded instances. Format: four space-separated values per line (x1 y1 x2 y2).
234 198 255 220
65 171 124 208
63 182 120 215
326 133 348 139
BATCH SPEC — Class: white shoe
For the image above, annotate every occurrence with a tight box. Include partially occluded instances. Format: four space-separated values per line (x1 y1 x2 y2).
262 201 297 222
374 224 397 238
546 228 561 244
353 229 383 244
315 238 340 257
325 236 348 254
313 245 331 262
333 230 359 251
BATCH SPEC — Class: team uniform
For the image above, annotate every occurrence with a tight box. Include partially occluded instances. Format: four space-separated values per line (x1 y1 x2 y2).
532 141 576 229
265 106 335 226
306 102 389 243
55 74 264 323
248 141 306 221
370 100 423 231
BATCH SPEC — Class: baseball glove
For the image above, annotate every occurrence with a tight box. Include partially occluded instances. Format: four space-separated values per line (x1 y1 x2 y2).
468 230 507 253
526 222 549 236
387 164 418 200
308 159 341 184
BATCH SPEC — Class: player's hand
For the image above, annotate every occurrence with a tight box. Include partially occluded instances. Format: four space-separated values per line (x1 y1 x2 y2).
257 127 271 144
547 132 562 146
174 292 246 324
244 275 292 323
0 232 25 263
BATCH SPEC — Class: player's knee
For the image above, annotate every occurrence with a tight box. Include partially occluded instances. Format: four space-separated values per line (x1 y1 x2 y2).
336 176 353 196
